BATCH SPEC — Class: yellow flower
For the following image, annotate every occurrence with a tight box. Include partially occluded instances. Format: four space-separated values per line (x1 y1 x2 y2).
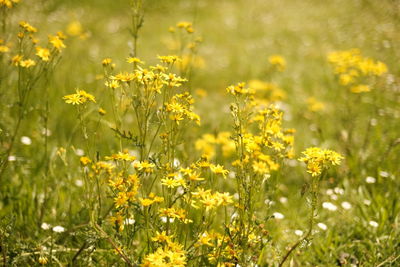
102 58 112 66
63 89 96 105
19 59 36 68
158 55 181 64
299 147 343 177
49 35 66 51
35 46 50 61
307 97 325 112
0 45 10 53
268 55 286 72
133 160 155 173
38 255 48 265
140 198 155 206
105 152 136 162
80 156 91 166
127 57 144 64
19 21 37 33
350 84 370 93
210 164 229 179
151 231 172 243
66 20 83 36
114 192 129 208
161 177 182 188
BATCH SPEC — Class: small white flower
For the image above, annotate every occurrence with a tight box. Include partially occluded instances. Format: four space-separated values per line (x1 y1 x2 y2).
75 149 84 156
173 158 180 167
124 218 135 225
233 193 239 200
41 128 52 136
41 223 51 230
75 179 84 187
370 118 377 126
317 222 327 231
379 171 389 178
21 136 32 145
288 159 298 167
52 226 65 233
326 189 334 195
177 187 185 195
363 199 371 206
160 217 174 223
365 176 376 184
8 155 16 162
341 201 352 210
279 197 288 204
228 171 236 179
294 230 303 236
369 221 378 228
322 202 337 211
330 194 338 200
273 212 284 219
334 187 344 195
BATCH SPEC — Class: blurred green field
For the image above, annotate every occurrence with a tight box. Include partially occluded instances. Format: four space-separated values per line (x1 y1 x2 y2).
1 0 399 266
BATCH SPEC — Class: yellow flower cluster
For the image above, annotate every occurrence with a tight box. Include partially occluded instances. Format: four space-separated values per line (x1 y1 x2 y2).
7 21 64 68
307 97 325 112
268 55 286 72
0 0 19 8
140 193 164 207
175 21 194 33
142 241 187 267
226 82 255 96
246 106 295 164
195 132 236 159
328 49 387 93
63 89 96 105
248 79 287 105
299 147 344 177
191 188 233 211
158 207 192 224
165 92 200 125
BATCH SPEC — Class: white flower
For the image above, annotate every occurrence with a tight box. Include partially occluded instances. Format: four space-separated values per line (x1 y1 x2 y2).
279 197 288 204
317 222 327 231
273 212 284 219
341 201 352 210
326 189 334 195
294 230 303 236
369 221 378 228
41 223 51 230
363 199 371 206
379 171 389 178
322 202 337 211
365 176 376 184
42 128 52 136
21 136 32 145
160 217 174 223
177 187 185 195
52 226 66 233
330 194 338 200
334 187 344 195
124 218 135 225
75 149 84 156
8 155 16 162
75 179 84 187
173 158 180 167
228 171 236 179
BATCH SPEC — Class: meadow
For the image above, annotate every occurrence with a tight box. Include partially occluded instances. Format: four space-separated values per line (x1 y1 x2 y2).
0 0 399 266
